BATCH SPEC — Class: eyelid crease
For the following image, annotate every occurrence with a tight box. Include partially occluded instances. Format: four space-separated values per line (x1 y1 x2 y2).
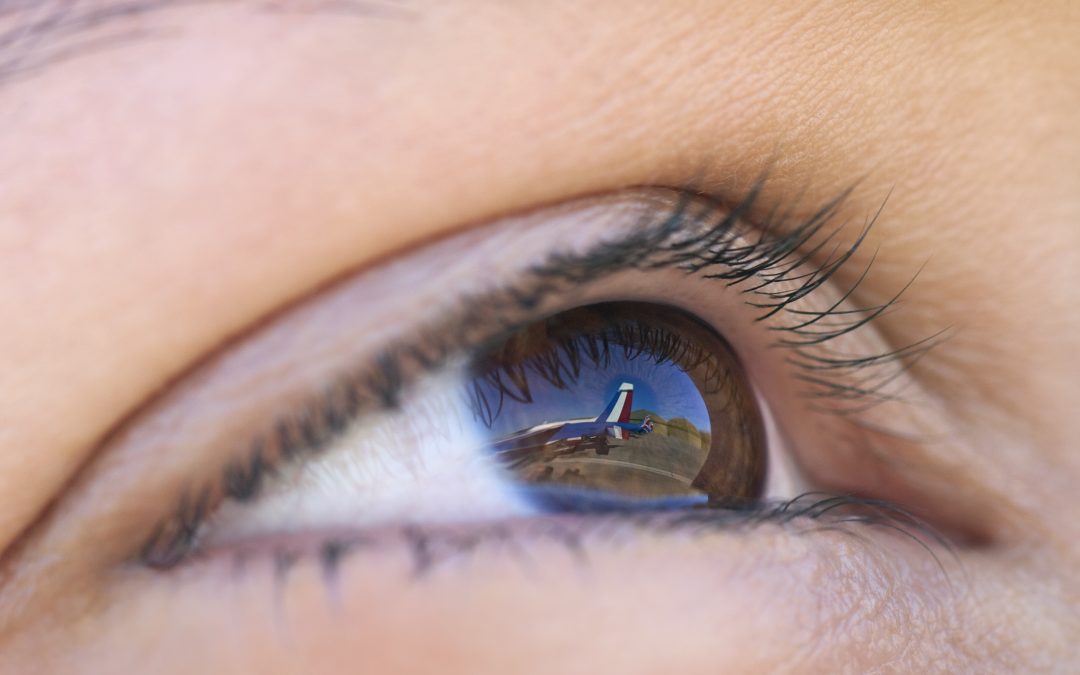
137 180 941 569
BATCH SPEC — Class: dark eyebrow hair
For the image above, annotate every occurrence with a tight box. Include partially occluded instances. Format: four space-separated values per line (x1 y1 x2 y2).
0 0 183 84
0 0 412 86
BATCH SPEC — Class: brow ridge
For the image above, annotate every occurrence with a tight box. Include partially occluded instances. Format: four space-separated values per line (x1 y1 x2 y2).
0 0 413 86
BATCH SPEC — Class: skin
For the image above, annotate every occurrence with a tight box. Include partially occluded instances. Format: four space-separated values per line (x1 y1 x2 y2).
0 0 1078 672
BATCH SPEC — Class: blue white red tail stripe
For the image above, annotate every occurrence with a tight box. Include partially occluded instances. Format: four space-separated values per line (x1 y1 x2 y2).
599 382 635 424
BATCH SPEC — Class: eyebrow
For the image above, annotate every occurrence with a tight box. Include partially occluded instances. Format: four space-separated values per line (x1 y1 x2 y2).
0 0 179 84
0 0 412 85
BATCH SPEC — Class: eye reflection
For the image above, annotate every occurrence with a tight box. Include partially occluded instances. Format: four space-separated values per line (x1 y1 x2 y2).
468 303 766 509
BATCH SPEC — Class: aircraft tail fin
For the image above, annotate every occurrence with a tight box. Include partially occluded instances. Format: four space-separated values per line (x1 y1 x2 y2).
595 382 634 424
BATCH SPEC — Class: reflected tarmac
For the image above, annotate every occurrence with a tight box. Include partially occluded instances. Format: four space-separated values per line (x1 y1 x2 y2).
495 411 712 500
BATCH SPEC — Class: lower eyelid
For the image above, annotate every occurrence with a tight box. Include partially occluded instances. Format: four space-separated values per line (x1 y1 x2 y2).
152 493 956 592
55 507 960 674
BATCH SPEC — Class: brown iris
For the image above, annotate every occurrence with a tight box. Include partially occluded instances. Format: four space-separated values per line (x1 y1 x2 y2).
467 302 766 510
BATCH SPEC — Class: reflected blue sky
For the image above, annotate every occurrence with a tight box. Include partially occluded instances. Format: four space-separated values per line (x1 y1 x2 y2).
471 348 711 437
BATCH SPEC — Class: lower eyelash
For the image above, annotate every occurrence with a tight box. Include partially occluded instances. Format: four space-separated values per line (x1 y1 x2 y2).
183 494 955 586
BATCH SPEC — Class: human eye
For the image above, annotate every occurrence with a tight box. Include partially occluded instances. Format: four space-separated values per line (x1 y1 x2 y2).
39 185 946 585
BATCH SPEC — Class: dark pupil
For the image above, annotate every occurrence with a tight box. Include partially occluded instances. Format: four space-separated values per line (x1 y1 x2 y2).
467 302 765 511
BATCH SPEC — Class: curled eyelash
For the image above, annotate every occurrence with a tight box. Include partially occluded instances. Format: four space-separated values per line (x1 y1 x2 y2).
139 180 942 568
541 187 942 416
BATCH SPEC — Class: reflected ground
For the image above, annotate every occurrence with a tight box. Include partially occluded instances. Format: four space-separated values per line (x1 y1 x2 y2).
502 411 712 500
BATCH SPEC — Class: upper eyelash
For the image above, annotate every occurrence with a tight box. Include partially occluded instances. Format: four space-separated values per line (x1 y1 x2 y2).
479 185 942 415
467 311 740 430
140 179 941 568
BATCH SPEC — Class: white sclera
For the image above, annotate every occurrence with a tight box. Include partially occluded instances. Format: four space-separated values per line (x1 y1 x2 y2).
203 366 535 547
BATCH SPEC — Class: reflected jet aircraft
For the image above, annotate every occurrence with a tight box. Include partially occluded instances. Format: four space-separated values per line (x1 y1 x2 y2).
492 382 653 456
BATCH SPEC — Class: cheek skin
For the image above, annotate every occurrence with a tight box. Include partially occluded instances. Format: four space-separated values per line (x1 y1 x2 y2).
21 526 984 673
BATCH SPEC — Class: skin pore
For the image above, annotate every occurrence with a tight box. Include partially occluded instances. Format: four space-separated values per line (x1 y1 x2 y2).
0 0 1078 672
